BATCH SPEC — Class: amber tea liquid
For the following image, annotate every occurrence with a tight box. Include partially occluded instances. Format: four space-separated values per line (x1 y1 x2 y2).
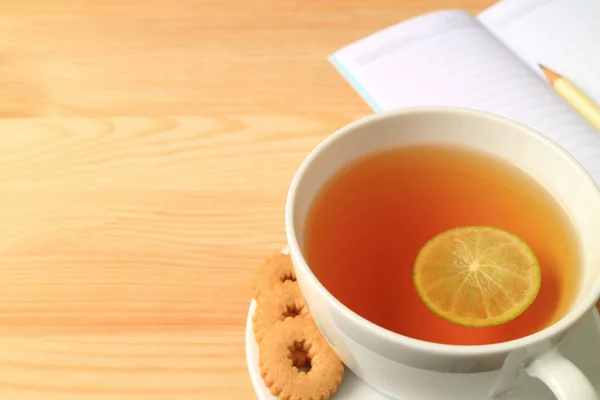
304 144 579 345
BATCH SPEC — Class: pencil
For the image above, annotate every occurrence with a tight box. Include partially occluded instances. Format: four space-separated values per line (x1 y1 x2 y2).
539 64 600 131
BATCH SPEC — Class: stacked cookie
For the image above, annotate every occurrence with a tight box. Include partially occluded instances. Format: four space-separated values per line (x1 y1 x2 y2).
252 254 344 400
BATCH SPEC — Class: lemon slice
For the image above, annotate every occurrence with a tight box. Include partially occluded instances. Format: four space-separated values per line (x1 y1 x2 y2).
413 226 541 327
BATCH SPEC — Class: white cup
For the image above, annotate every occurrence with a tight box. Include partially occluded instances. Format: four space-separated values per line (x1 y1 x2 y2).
285 106 600 400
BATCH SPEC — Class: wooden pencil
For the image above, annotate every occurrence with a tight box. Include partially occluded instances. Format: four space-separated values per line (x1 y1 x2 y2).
539 64 600 131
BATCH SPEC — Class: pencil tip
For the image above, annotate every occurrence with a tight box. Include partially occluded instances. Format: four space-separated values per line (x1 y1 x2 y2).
538 64 560 83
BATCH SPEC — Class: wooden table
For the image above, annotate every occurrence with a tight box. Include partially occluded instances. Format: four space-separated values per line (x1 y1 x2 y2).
0 1 526 399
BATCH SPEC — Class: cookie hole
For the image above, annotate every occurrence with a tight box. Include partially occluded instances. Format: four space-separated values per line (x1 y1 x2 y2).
281 273 296 283
282 303 302 319
289 341 312 373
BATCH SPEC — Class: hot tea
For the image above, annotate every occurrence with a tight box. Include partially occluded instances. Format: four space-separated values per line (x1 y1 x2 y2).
303 144 579 345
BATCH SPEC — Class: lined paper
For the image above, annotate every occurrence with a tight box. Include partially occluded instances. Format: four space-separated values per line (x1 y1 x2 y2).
479 0 600 105
330 10 600 183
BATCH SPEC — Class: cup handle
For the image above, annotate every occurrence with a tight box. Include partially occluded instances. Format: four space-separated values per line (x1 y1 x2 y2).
525 348 598 399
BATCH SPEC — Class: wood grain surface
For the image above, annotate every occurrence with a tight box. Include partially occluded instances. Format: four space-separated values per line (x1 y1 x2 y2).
0 0 495 118
0 116 354 399
0 1 564 399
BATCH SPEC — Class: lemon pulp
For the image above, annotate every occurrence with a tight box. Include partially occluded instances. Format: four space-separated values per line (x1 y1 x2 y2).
413 226 541 327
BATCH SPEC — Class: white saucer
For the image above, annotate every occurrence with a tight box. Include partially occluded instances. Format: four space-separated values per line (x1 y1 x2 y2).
245 250 600 399
246 300 600 399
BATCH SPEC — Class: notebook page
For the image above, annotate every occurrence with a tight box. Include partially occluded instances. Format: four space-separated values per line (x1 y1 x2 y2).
330 10 600 183
479 0 600 104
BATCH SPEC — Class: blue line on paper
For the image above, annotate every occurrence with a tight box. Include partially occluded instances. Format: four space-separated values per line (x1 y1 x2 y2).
329 55 383 112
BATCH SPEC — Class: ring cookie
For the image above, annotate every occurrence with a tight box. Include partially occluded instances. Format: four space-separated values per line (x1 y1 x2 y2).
252 253 345 399
258 317 344 400
253 253 296 300
253 280 309 343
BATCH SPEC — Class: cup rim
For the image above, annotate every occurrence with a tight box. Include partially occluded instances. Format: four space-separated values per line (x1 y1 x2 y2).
285 105 600 357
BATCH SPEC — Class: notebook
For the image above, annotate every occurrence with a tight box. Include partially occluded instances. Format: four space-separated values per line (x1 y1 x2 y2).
329 0 600 184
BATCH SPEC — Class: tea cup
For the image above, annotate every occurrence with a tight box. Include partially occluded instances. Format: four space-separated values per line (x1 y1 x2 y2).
285 106 600 399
